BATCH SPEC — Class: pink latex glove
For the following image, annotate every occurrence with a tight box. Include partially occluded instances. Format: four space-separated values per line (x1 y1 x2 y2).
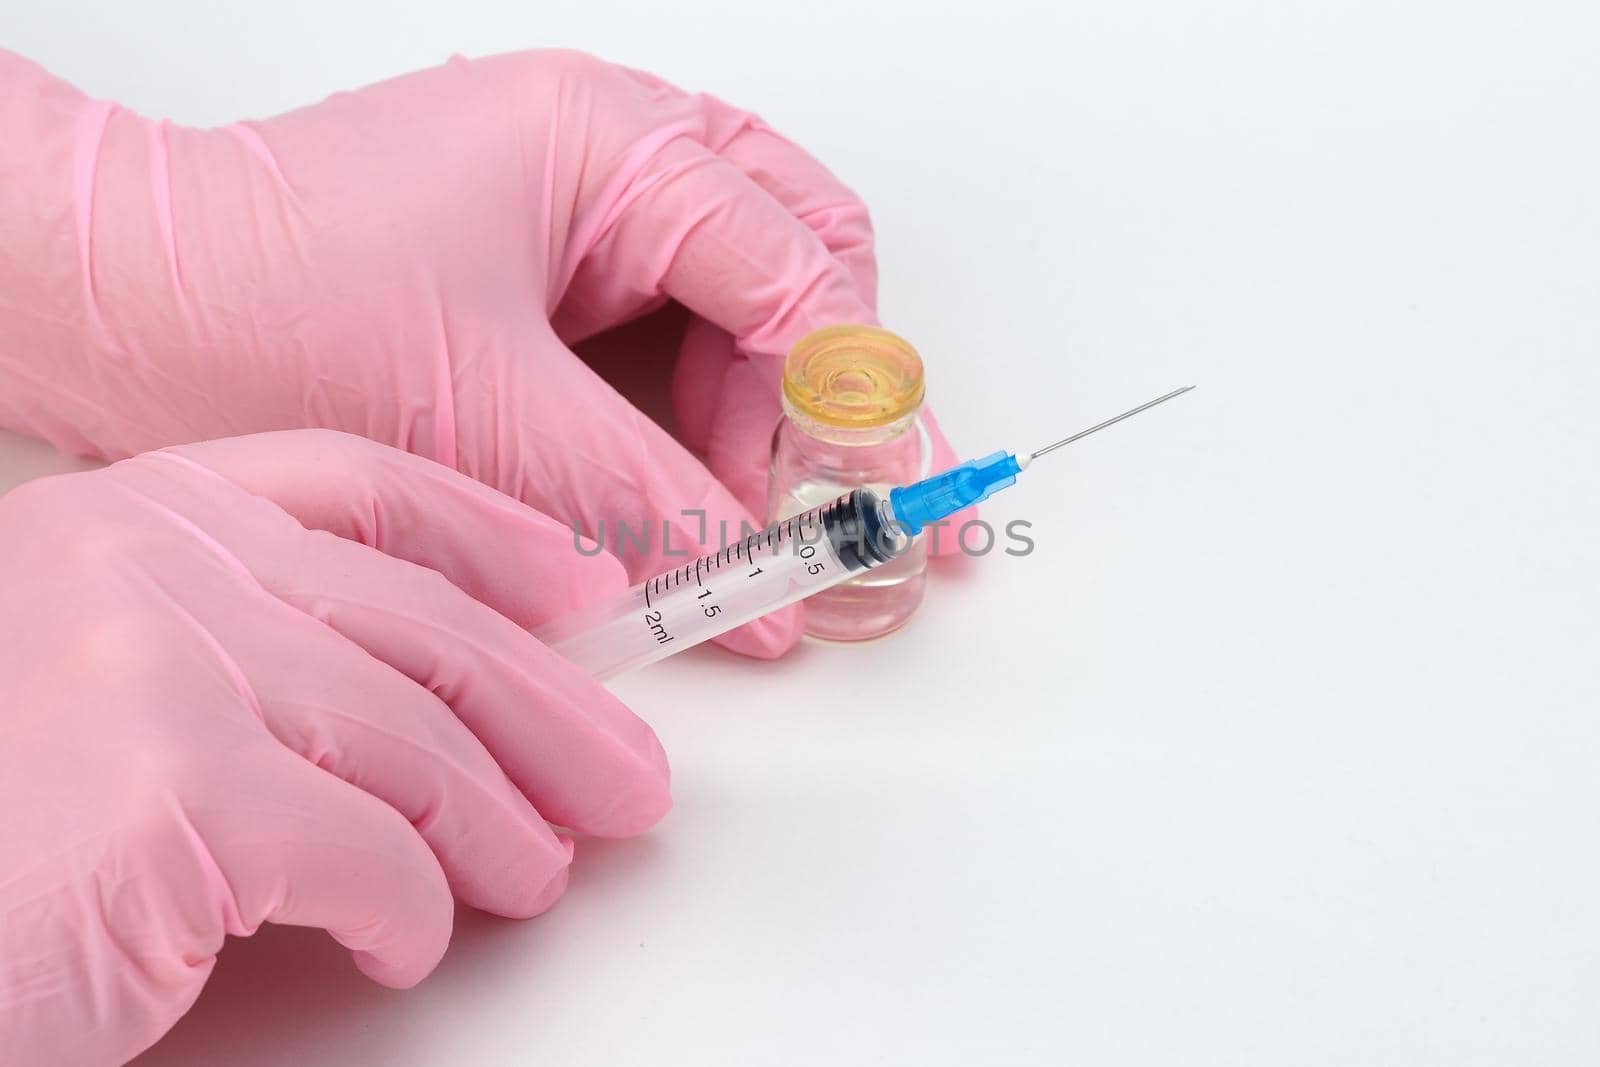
0 430 670 1065
0 48 971 660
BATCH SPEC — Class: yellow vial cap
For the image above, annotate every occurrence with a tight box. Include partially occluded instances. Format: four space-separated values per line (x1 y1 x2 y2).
781 325 925 429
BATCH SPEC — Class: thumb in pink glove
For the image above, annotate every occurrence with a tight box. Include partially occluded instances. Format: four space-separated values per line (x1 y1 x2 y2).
0 430 669 1065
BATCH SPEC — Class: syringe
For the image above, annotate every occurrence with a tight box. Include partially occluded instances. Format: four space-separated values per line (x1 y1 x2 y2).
534 386 1194 679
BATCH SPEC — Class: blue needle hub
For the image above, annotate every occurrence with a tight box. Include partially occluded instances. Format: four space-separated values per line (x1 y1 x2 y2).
889 451 1022 535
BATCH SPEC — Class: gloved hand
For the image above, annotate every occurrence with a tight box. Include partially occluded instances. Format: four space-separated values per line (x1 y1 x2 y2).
0 430 670 1065
0 48 971 660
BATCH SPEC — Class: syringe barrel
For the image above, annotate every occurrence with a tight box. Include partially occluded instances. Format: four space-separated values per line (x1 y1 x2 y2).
534 489 908 679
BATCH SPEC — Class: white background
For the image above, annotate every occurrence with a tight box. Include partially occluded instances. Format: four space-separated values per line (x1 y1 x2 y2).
3 1 1599 1063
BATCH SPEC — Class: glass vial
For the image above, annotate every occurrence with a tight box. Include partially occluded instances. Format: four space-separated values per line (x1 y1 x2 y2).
769 325 932 640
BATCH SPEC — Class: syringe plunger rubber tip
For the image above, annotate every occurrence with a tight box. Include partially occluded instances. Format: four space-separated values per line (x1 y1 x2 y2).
888 451 1021 535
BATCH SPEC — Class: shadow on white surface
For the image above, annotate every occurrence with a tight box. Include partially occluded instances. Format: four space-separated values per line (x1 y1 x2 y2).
132 835 669 1065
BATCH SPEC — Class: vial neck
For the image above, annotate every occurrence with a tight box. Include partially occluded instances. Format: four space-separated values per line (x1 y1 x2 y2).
783 401 921 446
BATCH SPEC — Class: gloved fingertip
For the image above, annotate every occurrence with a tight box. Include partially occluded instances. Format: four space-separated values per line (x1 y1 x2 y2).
351 944 440 990
524 859 572 917
580 752 673 839
599 799 675 841
472 830 576 919
711 602 805 660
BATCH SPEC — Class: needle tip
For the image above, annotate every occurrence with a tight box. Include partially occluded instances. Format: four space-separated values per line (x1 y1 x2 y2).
1025 384 1197 461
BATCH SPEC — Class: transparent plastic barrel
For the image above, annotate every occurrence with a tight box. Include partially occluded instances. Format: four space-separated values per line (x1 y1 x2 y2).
535 491 904 679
